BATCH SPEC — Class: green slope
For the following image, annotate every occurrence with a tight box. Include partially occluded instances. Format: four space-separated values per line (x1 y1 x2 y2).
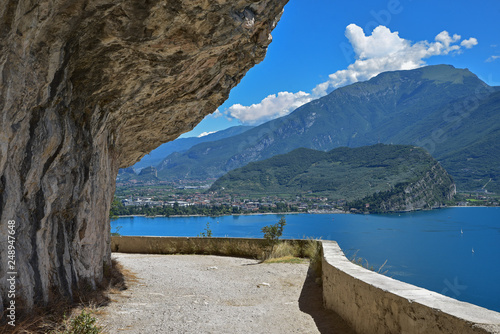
410 91 500 192
210 144 455 206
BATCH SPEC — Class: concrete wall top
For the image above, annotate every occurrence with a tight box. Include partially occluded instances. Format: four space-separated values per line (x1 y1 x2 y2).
321 240 500 332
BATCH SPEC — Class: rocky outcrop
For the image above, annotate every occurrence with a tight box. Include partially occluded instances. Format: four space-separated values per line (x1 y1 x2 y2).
0 0 287 313
350 163 456 213
377 163 456 212
398 164 456 211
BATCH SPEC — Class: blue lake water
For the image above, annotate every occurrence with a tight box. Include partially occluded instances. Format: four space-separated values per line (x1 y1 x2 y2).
112 207 500 312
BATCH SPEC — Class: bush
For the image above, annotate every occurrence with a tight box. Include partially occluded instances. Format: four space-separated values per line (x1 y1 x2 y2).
261 217 286 258
51 310 102 334
198 222 213 237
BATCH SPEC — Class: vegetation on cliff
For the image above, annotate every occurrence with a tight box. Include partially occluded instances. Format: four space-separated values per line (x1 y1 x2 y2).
346 164 455 213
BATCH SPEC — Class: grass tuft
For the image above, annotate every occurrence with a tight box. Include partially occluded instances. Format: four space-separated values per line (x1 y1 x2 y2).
259 239 324 283
49 309 102 334
348 249 389 275
263 255 307 264
303 238 323 279
262 241 301 261
2 258 134 334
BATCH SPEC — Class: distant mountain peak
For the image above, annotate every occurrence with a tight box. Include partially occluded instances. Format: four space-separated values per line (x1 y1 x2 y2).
418 64 479 84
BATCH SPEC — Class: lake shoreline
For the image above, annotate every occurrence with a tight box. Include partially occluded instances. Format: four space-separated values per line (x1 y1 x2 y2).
115 205 497 219
116 210 350 219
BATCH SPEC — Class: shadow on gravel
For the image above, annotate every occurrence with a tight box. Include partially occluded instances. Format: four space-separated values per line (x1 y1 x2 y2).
298 268 356 334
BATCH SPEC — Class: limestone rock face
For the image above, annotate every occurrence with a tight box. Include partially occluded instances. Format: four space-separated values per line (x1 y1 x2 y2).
372 163 456 213
0 0 287 311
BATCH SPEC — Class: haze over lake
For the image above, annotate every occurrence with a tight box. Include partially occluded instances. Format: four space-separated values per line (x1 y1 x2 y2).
112 207 500 312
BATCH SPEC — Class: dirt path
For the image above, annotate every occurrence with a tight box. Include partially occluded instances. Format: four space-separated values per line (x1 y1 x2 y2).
97 253 355 334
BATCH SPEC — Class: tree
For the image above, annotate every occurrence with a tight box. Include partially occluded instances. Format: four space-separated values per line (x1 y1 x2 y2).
261 217 286 257
109 197 123 220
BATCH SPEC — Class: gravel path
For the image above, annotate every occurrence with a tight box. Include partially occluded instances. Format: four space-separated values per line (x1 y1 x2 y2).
97 253 355 334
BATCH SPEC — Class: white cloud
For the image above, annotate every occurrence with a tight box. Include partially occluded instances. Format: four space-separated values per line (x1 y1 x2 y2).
313 25 478 96
209 109 223 118
345 24 409 60
486 55 500 63
198 131 217 138
223 24 478 125
461 37 478 49
435 31 461 49
226 91 313 125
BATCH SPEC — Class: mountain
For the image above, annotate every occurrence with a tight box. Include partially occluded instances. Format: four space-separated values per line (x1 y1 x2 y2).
431 91 500 192
210 144 456 212
156 65 500 192
131 125 253 170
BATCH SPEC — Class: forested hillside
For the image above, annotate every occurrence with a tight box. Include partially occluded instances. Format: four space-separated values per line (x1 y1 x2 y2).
210 144 456 212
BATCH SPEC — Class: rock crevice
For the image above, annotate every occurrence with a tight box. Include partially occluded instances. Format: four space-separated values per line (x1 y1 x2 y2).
0 0 287 313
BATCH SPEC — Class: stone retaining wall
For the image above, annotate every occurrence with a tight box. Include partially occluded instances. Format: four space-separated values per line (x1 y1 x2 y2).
111 236 311 259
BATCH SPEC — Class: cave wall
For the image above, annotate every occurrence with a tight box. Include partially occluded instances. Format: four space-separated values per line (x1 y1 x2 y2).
0 0 288 313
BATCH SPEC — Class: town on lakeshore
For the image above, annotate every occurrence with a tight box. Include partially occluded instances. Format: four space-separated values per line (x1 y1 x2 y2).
112 178 499 217
113 180 346 216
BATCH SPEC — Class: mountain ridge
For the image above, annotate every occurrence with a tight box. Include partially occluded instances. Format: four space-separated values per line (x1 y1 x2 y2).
155 65 499 192
130 125 254 170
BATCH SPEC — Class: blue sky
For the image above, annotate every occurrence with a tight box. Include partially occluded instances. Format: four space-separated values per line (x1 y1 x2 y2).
182 0 500 138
